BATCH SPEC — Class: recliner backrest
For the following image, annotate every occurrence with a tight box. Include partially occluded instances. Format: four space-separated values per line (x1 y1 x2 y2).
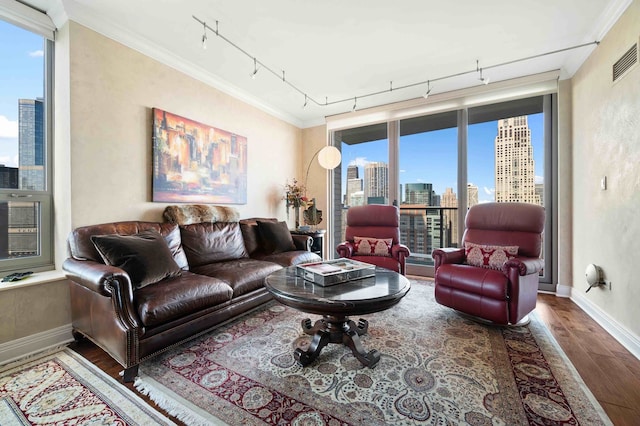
462 202 545 258
344 205 401 244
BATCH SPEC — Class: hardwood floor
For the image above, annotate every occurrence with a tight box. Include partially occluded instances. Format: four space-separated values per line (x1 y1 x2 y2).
70 293 640 426
535 294 640 426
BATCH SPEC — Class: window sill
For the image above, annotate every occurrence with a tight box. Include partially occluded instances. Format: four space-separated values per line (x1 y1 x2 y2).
0 270 67 292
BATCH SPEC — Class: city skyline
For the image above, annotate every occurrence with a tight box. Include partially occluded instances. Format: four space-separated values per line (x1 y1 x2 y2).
340 113 544 204
0 20 44 169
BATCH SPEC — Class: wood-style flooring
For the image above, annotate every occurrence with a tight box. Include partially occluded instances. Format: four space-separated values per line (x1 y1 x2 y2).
70 293 640 426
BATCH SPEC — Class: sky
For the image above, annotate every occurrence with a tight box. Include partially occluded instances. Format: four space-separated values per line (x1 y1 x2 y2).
341 113 544 204
0 20 44 168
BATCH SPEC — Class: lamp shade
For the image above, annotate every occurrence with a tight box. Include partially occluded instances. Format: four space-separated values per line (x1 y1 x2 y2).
317 146 341 170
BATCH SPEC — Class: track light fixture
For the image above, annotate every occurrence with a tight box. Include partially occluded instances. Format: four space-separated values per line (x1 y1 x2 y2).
302 94 308 109
477 60 490 85
423 80 432 99
201 21 207 50
250 58 259 79
193 15 598 114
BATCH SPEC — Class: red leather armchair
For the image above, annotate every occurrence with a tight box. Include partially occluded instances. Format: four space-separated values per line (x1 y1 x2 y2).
336 205 410 275
432 202 545 325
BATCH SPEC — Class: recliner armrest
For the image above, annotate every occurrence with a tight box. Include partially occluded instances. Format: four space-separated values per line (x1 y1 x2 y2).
336 241 354 258
502 257 545 276
432 247 465 270
391 243 410 258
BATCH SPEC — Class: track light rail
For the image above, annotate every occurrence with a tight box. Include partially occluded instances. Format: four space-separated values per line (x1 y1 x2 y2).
194 15 598 112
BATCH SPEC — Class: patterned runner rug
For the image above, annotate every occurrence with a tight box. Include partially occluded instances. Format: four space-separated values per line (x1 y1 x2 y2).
135 278 611 425
0 348 174 425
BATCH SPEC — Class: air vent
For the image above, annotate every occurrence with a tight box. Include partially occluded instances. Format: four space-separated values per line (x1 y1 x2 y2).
612 43 638 82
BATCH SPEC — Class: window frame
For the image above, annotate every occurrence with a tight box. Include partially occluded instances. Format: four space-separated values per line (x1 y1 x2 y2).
328 77 558 290
0 16 55 274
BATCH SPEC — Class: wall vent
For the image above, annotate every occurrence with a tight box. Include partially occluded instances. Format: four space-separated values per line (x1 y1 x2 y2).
612 43 638 82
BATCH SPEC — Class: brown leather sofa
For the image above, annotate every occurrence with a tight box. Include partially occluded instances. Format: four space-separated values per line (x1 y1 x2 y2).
63 219 320 382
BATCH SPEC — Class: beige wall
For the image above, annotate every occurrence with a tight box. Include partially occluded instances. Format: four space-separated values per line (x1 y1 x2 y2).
68 21 301 227
571 0 640 336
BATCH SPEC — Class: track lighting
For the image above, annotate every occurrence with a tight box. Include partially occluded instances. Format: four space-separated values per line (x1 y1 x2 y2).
201 22 207 50
302 94 308 109
250 58 259 79
477 60 490 85
423 80 432 99
479 68 490 85
193 15 597 114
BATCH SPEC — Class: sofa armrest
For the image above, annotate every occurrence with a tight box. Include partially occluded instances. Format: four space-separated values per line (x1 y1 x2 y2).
63 258 141 330
291 234 313 251
502 257 545 276
431 247 465 270
336 241 354 258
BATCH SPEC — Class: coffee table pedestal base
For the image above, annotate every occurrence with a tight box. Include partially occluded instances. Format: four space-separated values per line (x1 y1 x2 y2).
294 316 381 368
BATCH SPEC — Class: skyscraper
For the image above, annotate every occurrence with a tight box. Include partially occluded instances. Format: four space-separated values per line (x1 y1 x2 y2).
18 98 45 191
441 187 458 246
345 164 363 207
494 116 539 204
467 183 479 207
404 183 432 205
364 161 388 204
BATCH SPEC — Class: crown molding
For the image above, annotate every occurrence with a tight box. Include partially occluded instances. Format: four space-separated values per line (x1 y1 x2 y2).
592 0 633 41
50 1 304 128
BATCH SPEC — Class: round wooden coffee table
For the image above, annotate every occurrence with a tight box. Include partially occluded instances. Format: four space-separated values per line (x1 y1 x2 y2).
264 266 410 368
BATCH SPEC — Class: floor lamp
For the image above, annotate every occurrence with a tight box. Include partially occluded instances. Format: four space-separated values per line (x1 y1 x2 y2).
302 146 341 230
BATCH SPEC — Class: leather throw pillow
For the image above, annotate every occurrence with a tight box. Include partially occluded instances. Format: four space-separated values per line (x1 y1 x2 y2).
91 229 182 289
257 220 296 254
464 241 518 270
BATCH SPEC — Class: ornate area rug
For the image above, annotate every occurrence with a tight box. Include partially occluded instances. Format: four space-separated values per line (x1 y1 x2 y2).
0 348 174 425
135 279 611 425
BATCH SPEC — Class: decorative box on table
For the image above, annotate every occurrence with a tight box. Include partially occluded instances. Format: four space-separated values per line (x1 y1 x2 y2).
296 258 375 286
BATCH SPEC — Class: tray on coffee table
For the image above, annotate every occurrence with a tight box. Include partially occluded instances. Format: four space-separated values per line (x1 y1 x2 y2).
296 258 375 286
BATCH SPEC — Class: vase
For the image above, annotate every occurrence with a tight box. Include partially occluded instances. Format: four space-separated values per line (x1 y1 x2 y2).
294 205 300 229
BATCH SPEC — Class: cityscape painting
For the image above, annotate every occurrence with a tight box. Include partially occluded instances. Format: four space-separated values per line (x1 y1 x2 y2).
152 108 247 204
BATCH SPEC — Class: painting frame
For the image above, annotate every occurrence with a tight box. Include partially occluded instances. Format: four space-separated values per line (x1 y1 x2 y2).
152 108 247 204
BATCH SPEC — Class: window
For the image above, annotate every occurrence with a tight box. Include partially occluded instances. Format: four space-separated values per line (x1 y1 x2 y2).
330 93 557 289
0 10 55 274
333 123 389 243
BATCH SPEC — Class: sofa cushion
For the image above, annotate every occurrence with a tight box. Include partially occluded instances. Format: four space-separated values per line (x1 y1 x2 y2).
253 250 322 267
91 229 182 289
257 220 296 254
134 271 233 327
180 222 249 267
192 258 282 297
465 241 518 270
353 236 392 257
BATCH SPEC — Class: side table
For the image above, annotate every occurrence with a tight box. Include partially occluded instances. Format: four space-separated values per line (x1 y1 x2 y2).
291 229 325 258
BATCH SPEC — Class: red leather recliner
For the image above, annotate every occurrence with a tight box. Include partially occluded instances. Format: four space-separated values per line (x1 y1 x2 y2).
432 202 545 325
336 205 410 275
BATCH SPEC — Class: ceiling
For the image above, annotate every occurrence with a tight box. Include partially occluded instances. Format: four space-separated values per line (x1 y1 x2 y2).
29 0 631 127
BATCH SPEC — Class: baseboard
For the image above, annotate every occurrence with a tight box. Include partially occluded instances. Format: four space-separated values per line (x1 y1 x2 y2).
555 283 572 298
0 324 74 366
571 292 640 361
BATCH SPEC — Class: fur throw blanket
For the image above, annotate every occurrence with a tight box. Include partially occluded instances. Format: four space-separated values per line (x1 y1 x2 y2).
163 204 240 225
